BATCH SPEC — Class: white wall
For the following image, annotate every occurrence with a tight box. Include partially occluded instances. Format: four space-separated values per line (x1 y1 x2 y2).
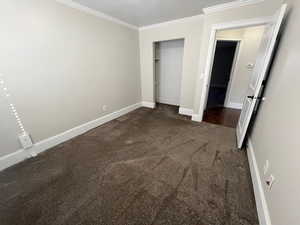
0 0 141 157
0 89 21 157
216 26 265 107
139 0 284 114
139 16 204 110
250 0 300 224
216 28 244 39
156 39 184 106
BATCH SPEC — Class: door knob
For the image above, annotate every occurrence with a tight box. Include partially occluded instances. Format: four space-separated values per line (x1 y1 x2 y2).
247 95 263 100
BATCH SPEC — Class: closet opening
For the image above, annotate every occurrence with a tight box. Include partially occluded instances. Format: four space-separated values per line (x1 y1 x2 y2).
154 39 184 112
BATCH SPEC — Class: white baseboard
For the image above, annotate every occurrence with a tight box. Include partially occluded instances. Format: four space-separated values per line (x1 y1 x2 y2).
179 107 194 116
247 139 272 225
226 102 243 109
142 101 156 108
0 149 31 171
0 102 142 171
203 0 265 14
156 98 180 107
192 114 202 122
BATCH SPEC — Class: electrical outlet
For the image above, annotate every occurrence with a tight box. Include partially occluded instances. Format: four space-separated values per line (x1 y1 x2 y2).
264 160 269 175
18 133 33 149
102 105 107 111
266 174 275 190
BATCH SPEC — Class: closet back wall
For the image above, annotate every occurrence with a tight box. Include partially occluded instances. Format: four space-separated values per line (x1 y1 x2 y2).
156 39 184 106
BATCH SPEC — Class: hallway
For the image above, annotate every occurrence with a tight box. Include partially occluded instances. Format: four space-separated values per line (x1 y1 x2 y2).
203 107 241 128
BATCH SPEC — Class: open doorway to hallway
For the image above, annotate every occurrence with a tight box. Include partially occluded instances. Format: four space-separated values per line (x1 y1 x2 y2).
203 25 266 128
206 40 239 109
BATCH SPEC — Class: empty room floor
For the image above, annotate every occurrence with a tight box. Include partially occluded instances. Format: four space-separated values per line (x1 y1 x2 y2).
0 104 258 225
203 107 241 128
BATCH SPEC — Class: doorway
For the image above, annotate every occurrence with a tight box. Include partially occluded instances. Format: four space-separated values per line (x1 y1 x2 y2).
202 25 267 128
203 40 240 128
206 40 238 109
198 4 286 148
154 39 184 106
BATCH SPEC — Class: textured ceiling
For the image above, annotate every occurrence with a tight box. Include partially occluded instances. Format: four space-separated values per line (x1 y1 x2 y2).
72 0 236 27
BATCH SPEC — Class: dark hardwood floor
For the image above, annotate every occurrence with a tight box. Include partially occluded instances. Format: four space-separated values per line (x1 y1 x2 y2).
203 107 241 128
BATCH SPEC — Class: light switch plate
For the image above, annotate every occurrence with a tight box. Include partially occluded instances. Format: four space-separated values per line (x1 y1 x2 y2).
264 160 269 175
18 133 33 149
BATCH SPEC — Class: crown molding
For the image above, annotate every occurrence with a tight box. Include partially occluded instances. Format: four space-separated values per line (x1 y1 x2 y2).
139 14 204 31
203 0 265 14
55 0 138 30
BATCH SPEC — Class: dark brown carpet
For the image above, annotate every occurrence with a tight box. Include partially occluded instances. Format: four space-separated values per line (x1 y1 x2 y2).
0 104 258 225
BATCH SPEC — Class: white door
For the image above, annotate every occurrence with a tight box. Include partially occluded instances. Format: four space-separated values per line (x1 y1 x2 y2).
236 4 287 148
156 39 184 106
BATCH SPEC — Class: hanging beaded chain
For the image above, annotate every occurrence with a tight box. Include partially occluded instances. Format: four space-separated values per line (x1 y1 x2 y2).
0 74 26 134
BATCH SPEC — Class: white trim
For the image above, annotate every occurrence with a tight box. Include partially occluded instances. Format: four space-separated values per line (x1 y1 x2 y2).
0 149 31 171
139 15 203 31
142 101 156 108
197 16 271 122
216 37 242 42
203 0 265 14
226 102 243 109
213 17 271 31
157 98 179 107
55 0 138 30
247 139 272 225
198 27 217 121
179 107 194 116
192 114 202 122
0 102 142 171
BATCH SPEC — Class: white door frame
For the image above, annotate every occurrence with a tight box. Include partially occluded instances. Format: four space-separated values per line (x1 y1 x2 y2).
196 16 271 121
